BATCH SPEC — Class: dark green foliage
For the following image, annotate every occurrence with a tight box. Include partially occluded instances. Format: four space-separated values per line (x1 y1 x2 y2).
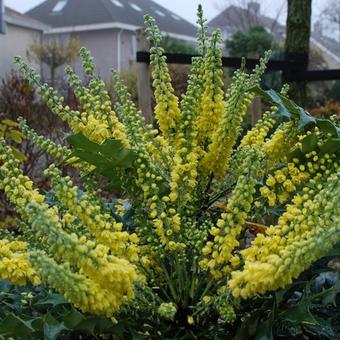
227 26 279 58
235 244 340 340
0 282 118 339
160 36 197 54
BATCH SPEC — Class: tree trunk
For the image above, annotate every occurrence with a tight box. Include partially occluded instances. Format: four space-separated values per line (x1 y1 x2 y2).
285 0 312 106
51 66 56 87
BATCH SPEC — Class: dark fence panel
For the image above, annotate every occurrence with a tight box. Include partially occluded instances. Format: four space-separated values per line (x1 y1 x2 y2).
136 51 340 82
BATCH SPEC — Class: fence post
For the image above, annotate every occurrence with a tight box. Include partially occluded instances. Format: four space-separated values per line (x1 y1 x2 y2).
250 96 262 126
248 52 262 126
136 29 153 124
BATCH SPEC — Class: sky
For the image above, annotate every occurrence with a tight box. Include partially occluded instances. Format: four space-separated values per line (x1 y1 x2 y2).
5 0 324 25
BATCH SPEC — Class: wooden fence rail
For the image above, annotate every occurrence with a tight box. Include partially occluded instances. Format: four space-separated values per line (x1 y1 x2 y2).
136 48 340 125
136 51 340 82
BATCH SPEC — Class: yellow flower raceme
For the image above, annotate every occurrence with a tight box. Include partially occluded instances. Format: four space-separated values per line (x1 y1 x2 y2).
229 170 340 299
263 121 296 166
201 53 270 178
26 203 137 295
196 31 224 142
201 149 262 278
259 150 337 207
145 16 181 138
30 250 127 317
0 142 45 217
0 239 40 285
239 110 276 149
46 165 139 261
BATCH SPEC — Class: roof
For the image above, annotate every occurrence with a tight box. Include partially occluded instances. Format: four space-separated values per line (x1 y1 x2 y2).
208 3 340 64
208 5 285 42
4 6 48 31
26 0 197 39
312 31 340 63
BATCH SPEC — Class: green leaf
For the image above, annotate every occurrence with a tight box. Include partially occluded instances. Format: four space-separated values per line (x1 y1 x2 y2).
0 313 35 336
324 243 340 257
319 138 340 155
301 133 318 153
62 308 85 329
43 313 67 340
254 318 273 340
317 119 340 137
251 87 317 130
297 107 316 130
34 293 68 307
66 133 136 189
252 87 292 120
282 302 317 325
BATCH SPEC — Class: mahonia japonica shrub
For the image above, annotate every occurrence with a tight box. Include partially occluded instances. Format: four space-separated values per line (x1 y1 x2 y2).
0 7 339 338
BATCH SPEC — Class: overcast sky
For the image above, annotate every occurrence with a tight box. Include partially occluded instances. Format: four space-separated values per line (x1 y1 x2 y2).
5 0 324 24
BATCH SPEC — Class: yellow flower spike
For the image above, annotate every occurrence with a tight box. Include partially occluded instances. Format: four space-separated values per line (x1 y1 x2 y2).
230 172 340 299
145 16 181 138
0 239 40 286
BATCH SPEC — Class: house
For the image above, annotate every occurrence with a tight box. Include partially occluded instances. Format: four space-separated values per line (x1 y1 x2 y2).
0 3 48 78
26 0 198 81
208 1 340 69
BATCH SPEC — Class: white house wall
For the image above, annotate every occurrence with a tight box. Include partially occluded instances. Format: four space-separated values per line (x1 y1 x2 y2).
67 29 135 82
0 23 41 79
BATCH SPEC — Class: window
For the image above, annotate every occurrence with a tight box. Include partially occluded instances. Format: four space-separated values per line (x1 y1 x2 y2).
111 0 123 7
171 14 180 21
52 0 67 12
155 10 165 17
0 0 5 34
131 34 136 58
130 3 142 12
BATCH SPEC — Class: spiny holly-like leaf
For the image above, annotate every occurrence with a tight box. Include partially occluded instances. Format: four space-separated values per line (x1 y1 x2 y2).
0 313 35 336
34 293 68 307
320 138 340 155
251 87 317 130
252 87 292 120
317 119 340 137
66 132 137 189
67 133 136 168
297 107 316 130
301 133 318 153
43 313 67 340
254 318 274 340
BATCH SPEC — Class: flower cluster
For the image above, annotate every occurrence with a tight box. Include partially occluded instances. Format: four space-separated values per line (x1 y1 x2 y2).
0 7 338 334
0 239 40 285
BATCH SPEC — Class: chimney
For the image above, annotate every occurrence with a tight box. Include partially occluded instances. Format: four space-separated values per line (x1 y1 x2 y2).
314 20 323 37
248 1 260 15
